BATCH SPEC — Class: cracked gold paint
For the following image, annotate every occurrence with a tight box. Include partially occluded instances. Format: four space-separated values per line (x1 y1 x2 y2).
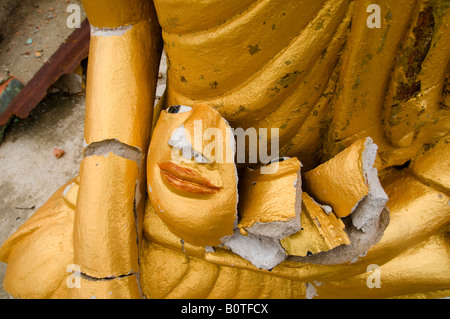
281 193 350 256
70 275 141 299
303 138 370 218
84 19 161 151
237 158 301 231
139 153 450 298
74 153 139 279
140 205 308 299
324 0 450 169
382 1 450 149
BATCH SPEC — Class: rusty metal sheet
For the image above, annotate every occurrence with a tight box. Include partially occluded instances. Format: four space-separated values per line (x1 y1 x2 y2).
0 18 90 125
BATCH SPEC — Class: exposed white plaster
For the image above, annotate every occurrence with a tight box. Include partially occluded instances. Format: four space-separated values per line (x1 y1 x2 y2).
168 124 208 163
223 230 287 270
62 182 75 197
351 138 389 232
305 283 318 299
90 25 132 37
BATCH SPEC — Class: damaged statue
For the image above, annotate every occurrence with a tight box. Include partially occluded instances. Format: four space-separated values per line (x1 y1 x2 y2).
0 0 449 299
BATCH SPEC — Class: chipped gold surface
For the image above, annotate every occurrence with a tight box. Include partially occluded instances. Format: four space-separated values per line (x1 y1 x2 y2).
238 158 301 230
281 193 350 256
74 153 139 279
84 19 161 151
147 104 238 247
303 138 369 218
70 275 141 299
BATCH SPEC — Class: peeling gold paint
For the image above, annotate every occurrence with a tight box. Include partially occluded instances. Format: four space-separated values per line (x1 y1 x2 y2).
281 193 350 256
84 19 161 151
238 158 301 230
146 104 238 247
74 153 140 279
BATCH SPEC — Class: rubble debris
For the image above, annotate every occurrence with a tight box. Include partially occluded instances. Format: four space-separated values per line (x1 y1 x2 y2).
52 147 65 158
303 137 388 232
281 192 350 256
49 71 83 95
223 158 302 270
223 229 287 270
237 157 302 239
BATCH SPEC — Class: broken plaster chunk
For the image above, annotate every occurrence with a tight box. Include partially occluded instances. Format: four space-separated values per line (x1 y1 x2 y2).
223 229 287 270
321 205 332 215
348 138 388 232
281 192 350 257
237 157 302 240
351 166 389 232
304 138 370 218
303 137 388 233
205 246 215 253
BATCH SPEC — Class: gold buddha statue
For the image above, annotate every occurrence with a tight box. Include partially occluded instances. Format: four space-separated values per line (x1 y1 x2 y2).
0 0 449 299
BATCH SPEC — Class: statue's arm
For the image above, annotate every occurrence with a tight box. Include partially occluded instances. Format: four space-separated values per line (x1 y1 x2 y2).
73 0 162 296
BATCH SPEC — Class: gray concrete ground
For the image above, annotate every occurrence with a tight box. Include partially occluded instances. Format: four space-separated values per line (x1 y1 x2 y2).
0 0 86 85
0 0 86 298
0 93 86 298
0 0 19 35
